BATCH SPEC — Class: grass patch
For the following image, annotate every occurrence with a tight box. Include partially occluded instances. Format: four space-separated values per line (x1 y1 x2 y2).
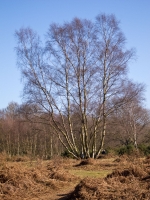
69 169 111 178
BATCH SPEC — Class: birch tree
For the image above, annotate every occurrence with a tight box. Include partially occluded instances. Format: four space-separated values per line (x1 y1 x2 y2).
15 14 136 158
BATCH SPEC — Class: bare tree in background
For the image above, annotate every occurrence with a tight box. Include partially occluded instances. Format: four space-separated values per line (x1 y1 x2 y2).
15 14 138 158
113 95 149 149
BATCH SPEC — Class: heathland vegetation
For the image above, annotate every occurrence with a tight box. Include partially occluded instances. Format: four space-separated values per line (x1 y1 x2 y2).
0 154 150 199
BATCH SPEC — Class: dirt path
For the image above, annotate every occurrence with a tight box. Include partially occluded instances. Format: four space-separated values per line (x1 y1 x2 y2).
52 182 76 200
34 181 78 200
52 183 77 200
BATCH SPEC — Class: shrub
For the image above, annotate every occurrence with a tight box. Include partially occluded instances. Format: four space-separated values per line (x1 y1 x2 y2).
61 150 74 158
116 144 135 156
138 144 150 156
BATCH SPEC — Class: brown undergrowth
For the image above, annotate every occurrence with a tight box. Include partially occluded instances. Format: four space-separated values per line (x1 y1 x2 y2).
0 157 77 200
0 155 150 199
70 156 150 200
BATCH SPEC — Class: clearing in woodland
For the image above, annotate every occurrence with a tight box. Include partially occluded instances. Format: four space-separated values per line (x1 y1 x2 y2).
0 154 150 199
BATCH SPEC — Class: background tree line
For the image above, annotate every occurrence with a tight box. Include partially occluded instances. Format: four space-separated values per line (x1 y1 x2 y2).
1 13 150 159
0 99 149 159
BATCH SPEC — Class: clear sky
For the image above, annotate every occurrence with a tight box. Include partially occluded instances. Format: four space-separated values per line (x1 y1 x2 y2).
0 0 150 109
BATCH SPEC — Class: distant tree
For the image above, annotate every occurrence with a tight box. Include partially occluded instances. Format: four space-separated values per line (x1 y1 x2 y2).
109 90 150 149
15 14 139 158
0 102 20 155
0 102 60 158
18 103 59 158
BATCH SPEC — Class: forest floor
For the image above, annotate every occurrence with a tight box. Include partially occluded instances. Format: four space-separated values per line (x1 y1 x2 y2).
0 154 150 199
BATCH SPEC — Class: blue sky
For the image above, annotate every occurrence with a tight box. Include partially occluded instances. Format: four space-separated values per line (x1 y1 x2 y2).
0 0 150 109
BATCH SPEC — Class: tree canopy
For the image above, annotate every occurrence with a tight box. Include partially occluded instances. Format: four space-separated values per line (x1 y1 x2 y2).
15 13 144 158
